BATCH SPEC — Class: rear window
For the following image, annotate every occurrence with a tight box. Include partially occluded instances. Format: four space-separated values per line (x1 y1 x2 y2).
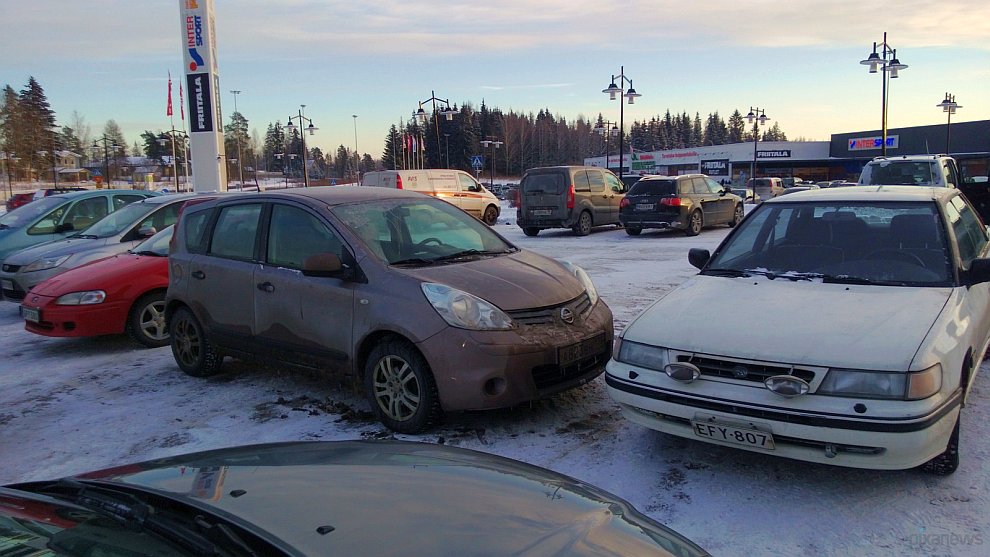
629 179 676 196
522 173 565 195
860 161 941 186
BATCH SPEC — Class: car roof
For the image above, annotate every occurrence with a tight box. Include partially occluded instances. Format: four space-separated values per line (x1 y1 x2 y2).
762 185 955 203
213 185 429 207
42 189 145 201
131 192 202 206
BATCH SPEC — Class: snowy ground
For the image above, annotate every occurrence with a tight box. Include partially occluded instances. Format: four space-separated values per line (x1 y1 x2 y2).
1 202 988 556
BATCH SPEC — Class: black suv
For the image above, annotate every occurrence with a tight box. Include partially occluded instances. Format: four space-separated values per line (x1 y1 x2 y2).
619 174 743 236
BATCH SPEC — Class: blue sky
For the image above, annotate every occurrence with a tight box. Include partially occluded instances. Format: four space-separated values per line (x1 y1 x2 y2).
4 0 988 157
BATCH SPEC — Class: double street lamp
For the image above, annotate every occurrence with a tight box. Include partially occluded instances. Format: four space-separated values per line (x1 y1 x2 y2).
157 129 188 192
92 135 121 188
860 32 907 156
601 66 641 183
414 91 457 169
480 138 503 187
936 93 961 155
746 107 770 186
592 120 619 172
285 105 318 188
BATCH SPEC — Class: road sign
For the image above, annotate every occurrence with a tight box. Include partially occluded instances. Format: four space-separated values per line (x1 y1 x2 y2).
471 155 484 169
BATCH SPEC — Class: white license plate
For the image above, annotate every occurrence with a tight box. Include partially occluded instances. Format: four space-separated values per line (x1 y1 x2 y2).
635 203 655 211
531 209 552 217
1 279 12 291
21 306 40 323
692 420 775 450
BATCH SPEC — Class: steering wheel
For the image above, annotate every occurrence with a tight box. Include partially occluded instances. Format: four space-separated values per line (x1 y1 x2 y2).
416 237 443 247
865 249 926 267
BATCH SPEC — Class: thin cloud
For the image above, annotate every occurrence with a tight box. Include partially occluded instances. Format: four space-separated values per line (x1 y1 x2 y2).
479 83 574 91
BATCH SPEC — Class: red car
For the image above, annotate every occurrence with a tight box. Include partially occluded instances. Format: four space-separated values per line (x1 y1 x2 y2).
20 225 173 347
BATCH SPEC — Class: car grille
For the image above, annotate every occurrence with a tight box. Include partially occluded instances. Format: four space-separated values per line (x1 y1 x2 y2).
531 332 609 390
675 354 817 384
505 293 593 326
2 264 21 273
2 286 26 301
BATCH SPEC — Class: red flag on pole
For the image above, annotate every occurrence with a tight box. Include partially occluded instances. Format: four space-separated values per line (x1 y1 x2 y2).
179 81 185 121
167 72 173 117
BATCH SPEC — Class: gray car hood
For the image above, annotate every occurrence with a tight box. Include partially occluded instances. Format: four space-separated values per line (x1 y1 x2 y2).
3 236 113 265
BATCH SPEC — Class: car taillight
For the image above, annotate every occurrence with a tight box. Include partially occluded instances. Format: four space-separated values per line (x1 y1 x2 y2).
514 188 520 206
660 197 683 207
396 175 403 189
567 184 575 209
620 197 630 209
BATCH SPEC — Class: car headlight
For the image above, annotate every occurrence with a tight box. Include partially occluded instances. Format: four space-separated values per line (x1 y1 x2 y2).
817 364 941 400
23 255 70 273
559 260 599 306
421 283 513 330
56 290 106 305
616 339 669 371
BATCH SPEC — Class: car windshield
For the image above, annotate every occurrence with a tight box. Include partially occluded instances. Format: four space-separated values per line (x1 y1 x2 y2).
860 161 940 186
78 200 155 238
706 200 953 286
333 198 515 265
131 224 174 256
0 196 70 228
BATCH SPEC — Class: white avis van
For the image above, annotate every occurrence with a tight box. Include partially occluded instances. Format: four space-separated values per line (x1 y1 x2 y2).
361 169 500 225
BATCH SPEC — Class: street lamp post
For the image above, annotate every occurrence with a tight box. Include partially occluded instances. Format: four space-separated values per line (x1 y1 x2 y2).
860 32 907 156
601 66 641 183
936 93 961 155
480 138 503 188
746 107 770 189
352 114 359 180
92 135 120 188
156 132 180 192
230 90 244 186
443 133 450 169
414 91 457 169
592 120 619 172
285 105 318 188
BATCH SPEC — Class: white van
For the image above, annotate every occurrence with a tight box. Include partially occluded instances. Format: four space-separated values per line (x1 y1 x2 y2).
361 169 501 225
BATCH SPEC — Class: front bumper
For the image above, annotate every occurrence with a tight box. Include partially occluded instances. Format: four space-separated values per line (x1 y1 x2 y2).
605 367 960 470
21 293 128 338
417 300 613 412
0 268 57 302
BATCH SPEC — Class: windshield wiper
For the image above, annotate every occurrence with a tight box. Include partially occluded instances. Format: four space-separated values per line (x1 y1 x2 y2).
71 234 99 239
433 249 508 262
389 257 436 266
701 268 751 277
819 274 901 286
131 250 166 257
741 269 822 281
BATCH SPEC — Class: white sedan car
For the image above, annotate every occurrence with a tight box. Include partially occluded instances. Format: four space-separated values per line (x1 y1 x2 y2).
607 186 990 474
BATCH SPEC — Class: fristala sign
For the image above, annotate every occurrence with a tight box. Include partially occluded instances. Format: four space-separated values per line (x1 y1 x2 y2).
757 150 791 158
187 73 213 133
700 159 729 176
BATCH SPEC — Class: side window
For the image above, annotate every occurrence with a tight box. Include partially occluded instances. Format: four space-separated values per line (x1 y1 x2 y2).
457 173 480 192
26 204 69 235
604 172 623 193
183 210 211 254
573 171 592 193
705 177 724 194
691 178 710 194
114 194 146 210
137 203 181 233
209 203 262 261
678 179 692 196
950 196 987 264
587 170 606 193
267 205 342 270
62 197 109 231
944 162 959 188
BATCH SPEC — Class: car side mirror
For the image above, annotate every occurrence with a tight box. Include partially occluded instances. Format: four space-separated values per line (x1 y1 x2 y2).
688 248 710 270
965 258 990 286
302 253 344 277
55 222 75 233
722 186 733 194
137 226 157 238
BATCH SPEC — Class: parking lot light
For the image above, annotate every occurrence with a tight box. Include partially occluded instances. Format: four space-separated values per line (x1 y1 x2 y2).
601 66 642 184
745 107 770 190
860 32 907 156
936 93 961 154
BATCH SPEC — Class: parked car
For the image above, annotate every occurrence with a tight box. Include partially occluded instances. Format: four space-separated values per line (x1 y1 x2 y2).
771 180 819 197
167 186 613 433
0 193 201 302
746 177 782 200
606 186 990 474
0 441 709 557
0 189 157 263
4 187 89 213
516 166 625 236
4 192 35 213
858 154 961 188
19 225 175 347
619 174 744 236
730 185 761 204
360 169 501 225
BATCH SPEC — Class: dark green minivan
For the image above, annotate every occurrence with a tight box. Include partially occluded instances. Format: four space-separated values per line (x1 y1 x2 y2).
516 166 625 236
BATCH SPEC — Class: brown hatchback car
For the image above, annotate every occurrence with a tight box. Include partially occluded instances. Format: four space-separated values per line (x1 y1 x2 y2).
166 187 613 433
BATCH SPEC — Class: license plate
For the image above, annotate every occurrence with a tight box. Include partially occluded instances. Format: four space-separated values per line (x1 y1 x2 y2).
531 209 552 217
1 279 11 291
21 306 40 323
692 420 775 450
635 203 655 211
558 333 606 366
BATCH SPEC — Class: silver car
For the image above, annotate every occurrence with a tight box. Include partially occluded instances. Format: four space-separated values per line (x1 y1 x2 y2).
0 194 200 302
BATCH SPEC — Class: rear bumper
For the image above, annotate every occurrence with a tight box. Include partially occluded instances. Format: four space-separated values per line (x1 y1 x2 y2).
516 212 576 229
619 214 686 230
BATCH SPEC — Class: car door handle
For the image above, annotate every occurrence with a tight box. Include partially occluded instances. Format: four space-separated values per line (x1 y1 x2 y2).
257 282 275 293
191 270 205 280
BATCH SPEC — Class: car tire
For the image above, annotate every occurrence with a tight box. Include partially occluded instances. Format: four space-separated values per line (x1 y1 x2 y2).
728 204 744 228
572 211 592 236
482 205 499 226
685 210 702 236
365 338 442 434
170 306 224 377
126 291 169 348
625 227 642 236
523 227 540 237
922 414 960 475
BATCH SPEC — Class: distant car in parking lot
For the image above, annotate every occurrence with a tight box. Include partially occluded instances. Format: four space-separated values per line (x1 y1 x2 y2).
4 187 89 212
516 166 625 236
607 185 990 474
619 174 743 236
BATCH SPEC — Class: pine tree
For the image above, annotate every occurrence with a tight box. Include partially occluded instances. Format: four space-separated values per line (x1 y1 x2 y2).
727 110 746 143
19 77 58 179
